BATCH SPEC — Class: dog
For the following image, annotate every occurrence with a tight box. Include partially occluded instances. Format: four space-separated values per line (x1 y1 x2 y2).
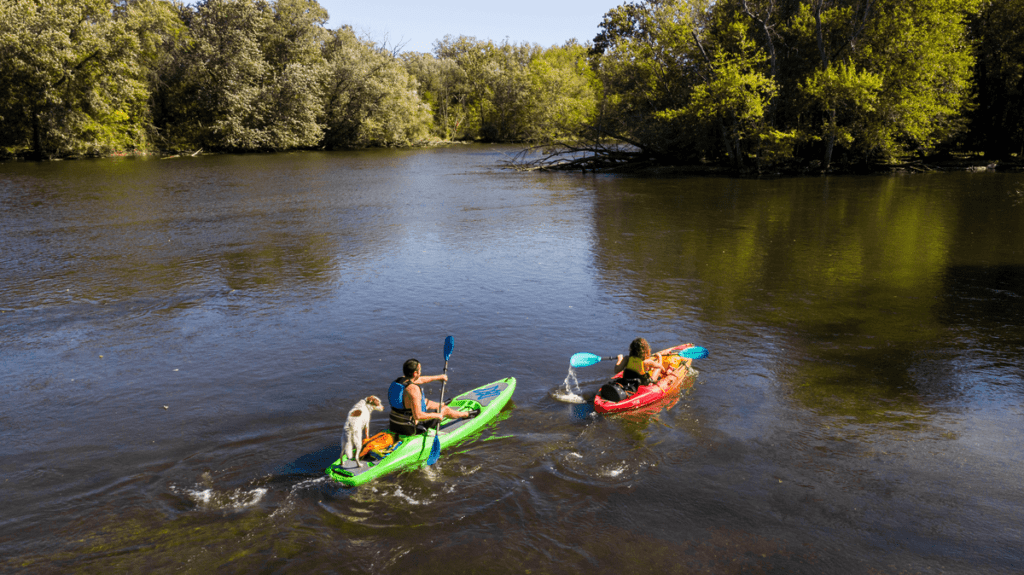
342 396 383 467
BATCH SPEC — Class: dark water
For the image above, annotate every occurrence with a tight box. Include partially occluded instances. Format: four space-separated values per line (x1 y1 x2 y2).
1 146 1022 574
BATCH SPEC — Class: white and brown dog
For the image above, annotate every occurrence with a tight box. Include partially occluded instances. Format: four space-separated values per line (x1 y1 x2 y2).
342 395 383 466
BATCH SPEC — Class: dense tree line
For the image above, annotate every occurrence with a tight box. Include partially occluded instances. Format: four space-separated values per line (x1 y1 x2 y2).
1 0 1021 168
563 0 1024 171
0 0 596 159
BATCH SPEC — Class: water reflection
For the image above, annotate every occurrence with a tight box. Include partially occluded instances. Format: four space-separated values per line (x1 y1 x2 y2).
589 173 1024 419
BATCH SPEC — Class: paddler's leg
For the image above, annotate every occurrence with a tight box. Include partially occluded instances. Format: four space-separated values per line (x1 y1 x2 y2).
426 397 469 419
440 404 469 419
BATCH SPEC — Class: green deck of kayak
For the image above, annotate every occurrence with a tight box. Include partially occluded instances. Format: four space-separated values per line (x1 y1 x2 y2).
326 377 516 486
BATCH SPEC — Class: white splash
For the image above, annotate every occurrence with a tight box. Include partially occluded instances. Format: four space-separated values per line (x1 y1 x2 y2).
174 484 268 509
391 486 429 506
551 366 586 404
601 465 627 478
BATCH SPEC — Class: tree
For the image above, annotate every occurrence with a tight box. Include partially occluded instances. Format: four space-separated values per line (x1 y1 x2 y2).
320 27 432 148
522 0 982 172
152 0 328 152
800 61 882 169
432 35 540 141
853 0 980 159
522 42 600 142
967 0 1024 158
588 0 779 165
0 0 157 158
682 26 780 168
403 52 472 139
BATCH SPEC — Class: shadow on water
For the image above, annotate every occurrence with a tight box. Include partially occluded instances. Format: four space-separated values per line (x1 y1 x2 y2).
939 265 1024 337
276 443 341 478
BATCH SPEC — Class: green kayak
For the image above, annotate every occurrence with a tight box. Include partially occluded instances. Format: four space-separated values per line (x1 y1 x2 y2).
326 377 516 486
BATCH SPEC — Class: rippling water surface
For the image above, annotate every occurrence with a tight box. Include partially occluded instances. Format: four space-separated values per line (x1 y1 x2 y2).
2 147 1022 573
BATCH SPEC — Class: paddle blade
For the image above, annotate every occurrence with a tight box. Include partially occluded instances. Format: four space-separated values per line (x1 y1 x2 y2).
427 433 441 465
443 336 454 361
678 346 709 359
569 352 603 368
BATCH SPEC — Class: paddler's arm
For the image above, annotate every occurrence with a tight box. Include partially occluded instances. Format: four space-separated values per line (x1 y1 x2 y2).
613 354 627 373
645 355 663 381
405 384 443 421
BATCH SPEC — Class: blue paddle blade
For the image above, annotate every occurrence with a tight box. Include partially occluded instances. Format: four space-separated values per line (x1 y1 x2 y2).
427 434 441 465
443 336 454 361
569 352 603 368
678 346 709 359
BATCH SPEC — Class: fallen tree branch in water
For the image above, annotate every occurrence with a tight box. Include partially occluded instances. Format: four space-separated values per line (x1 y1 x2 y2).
502 141 650 173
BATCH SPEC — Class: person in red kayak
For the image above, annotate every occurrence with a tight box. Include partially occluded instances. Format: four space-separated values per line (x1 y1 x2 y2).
606 338 693 397
388 359 473 436
613 338 662 385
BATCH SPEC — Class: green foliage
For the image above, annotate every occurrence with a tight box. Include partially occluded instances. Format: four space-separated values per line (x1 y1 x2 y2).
684 27 778 167
321 27 432 148
407 38 601 144
0 0 438 156
523 42 600 142
402 52 470 139
855 0 980 157
586 0 984 170
968 0 1024 157
0 0 157 158
154 0 328 151
0 0 1016 161
800 60 883 167
588 0 711 150
430 35 541 141
152 0 430 151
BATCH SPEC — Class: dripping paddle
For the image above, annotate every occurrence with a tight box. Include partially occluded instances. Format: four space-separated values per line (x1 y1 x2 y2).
569 346 709 368
427 335 454 465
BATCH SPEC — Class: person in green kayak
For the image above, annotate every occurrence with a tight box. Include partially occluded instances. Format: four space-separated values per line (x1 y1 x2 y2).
388 358 473 436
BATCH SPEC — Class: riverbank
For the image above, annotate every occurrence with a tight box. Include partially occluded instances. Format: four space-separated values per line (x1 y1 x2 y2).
623 157 1024 177
509 147 1024 177
5 142 1021 181
0 139 475 163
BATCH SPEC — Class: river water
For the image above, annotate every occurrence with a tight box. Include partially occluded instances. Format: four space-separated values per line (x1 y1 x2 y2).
1 146 1022 573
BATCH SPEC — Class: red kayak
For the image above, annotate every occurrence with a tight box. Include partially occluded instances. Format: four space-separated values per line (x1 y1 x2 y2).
593 344 696 414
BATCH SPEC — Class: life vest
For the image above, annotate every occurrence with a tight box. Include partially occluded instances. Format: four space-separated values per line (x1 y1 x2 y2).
388 378 428 411
623 355 648 380
388 377 427 435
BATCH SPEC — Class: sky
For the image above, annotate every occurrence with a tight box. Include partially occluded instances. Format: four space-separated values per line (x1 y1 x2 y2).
317 0 625 54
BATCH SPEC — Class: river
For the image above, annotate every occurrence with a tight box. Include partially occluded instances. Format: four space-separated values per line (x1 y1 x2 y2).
1 146 1022 573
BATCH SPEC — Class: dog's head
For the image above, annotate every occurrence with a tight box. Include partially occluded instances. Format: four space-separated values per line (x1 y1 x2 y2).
364 395 383 412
